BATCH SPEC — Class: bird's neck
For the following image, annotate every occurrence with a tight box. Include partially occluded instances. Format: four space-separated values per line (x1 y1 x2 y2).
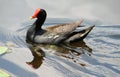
34 17 46 31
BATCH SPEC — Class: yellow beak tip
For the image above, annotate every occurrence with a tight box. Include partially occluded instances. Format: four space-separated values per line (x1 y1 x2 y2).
29 16 33 20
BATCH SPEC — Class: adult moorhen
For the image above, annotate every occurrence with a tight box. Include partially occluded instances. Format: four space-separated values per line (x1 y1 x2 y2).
26 8 94 45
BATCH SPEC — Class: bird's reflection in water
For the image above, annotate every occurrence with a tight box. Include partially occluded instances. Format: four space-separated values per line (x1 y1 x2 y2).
26 40 92 69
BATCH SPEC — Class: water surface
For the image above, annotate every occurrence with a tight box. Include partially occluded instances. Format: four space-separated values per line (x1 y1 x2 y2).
0 18 120 77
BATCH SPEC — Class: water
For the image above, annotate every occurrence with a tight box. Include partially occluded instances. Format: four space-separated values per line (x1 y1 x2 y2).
0 18 120 77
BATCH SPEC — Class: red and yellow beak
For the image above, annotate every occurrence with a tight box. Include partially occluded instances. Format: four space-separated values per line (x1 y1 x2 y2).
30 8 41 19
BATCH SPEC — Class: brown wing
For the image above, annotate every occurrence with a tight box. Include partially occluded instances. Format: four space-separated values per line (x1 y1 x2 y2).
44 19 83 34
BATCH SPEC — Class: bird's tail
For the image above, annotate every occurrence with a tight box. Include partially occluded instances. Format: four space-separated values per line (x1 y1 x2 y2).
65 25 95 43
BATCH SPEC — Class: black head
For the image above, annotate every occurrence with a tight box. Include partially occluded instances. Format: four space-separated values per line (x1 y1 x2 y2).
37 9 47 19
31 8 47 31
30 8 47 19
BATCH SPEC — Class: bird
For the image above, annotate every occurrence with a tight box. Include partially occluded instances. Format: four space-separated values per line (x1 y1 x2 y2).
26 8 94 46
26 8 94 69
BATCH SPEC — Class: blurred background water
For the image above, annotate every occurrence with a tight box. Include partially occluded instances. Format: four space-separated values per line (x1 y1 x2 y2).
0 0 120 77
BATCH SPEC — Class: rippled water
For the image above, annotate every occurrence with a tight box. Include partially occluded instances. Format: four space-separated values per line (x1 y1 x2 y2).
0 18 120 77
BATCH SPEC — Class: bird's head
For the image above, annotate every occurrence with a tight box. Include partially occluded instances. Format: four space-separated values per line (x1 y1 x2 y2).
30 8 47 19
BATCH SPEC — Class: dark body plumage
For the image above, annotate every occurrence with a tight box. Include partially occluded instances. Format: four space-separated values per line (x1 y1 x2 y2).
26 9 94 45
